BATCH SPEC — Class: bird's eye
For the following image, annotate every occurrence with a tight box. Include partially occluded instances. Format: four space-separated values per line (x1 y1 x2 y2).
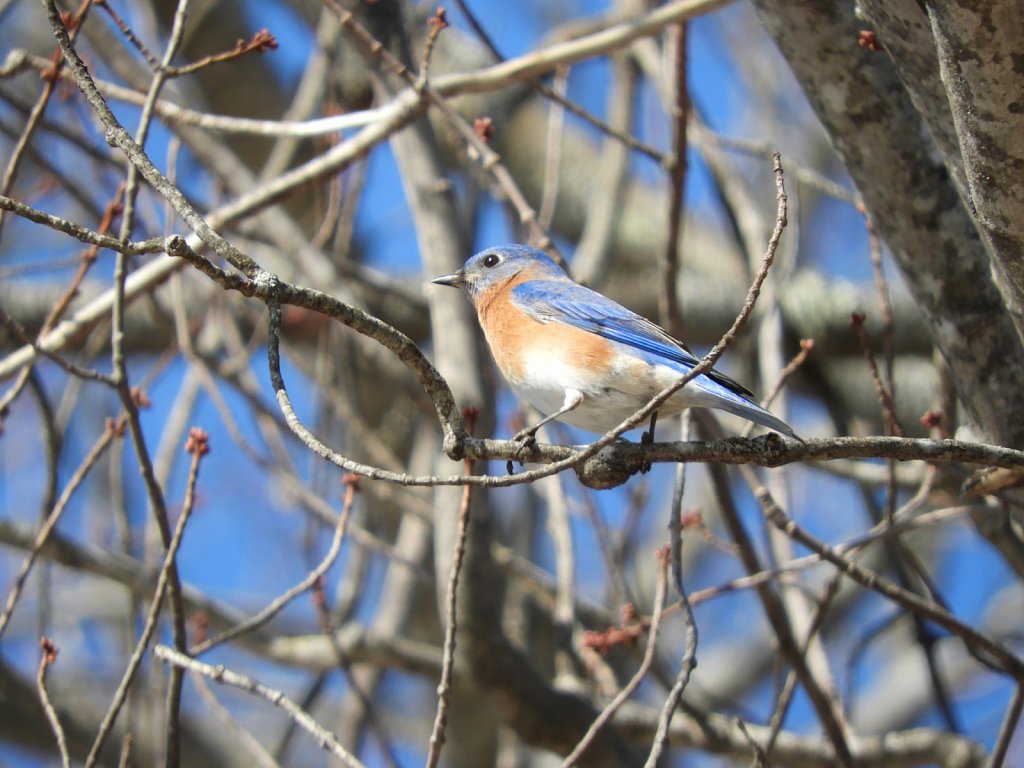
482 253 501 268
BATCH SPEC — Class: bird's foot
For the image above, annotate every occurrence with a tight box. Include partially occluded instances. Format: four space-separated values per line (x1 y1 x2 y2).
506 427 538 474
639 420 656 474
511 426 539 447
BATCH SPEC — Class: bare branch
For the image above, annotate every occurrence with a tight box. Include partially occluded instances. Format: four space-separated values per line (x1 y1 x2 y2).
153 645 365 768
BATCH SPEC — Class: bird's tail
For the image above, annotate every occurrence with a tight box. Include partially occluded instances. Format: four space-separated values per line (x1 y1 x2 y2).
719 400 800 440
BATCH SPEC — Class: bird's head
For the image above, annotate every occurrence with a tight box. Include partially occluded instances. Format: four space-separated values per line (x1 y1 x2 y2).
431 245 567 303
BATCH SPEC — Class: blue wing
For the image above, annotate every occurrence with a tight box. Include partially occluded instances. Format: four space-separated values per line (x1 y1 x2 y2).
511 279 755 398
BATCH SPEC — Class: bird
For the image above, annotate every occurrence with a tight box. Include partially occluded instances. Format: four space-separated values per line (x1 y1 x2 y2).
431 245 797 441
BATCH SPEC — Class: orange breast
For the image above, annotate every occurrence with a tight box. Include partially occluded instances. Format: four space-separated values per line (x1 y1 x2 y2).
476 277 615 384
477 281 540 380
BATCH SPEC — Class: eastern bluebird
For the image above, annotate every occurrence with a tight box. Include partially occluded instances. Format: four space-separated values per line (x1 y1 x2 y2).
432 245 796 440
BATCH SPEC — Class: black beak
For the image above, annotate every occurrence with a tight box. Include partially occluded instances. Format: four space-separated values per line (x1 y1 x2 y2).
431 271 465 288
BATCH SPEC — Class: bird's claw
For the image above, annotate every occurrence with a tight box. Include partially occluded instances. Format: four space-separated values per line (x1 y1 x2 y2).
511 427 538 448
505 428 537 474
639 431 654 474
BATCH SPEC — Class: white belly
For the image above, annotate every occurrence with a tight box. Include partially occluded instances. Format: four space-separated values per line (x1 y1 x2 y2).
507 350 712 434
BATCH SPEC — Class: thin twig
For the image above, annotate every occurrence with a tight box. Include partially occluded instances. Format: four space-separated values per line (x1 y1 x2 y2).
668 411 693 597
712 461 854 767
164 29 278 78
117 734 132 768
573 54 637 285
563 547 670 767
82 427 206 768
850 312 904 437
536 469 577 682
12 0 728 155
989 681 1024 768
644 547 699 766
2 51 412 136
92 0 160 68
659 21 689 338
756 486 1024 677
0 0 92 241
188 669 282 768
862 204 896 394
686 503 978 608
153 645 365 768
762 572 845 757
538 65 569 231
0 307 117 386
760 339 814 410
437 0 730 97
37 637 71 768
0 83 427 382
43 1 259 276
448 0 667 163
43 189 124 328
643 419 699 768
190 472 356 654
577 473 636 608
27 372 59 639
736 717 768 768
0 420 119 638
415 8 448 92
0 186 124 409
693 122 858 204
324 0 557 255
426 410 479 768
308 516 403 768
862 203 901 530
